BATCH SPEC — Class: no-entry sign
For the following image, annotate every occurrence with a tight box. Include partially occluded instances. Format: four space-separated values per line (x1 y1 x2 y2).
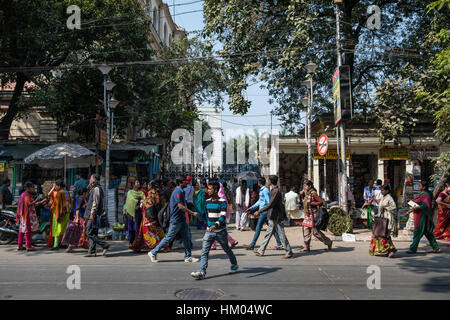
317 134 329 156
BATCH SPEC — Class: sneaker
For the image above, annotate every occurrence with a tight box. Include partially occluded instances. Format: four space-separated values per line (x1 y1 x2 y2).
230 241 238 248
191 271 205 280
84 253 96 257
148 252 158 263
229 264 239 274
184 257 200 263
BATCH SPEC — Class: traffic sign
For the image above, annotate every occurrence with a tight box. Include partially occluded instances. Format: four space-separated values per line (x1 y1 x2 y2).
317 134 329 156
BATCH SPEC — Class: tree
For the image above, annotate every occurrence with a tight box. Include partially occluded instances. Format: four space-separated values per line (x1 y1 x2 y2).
202 0 437 131
1 1 226 143
0 0 152 140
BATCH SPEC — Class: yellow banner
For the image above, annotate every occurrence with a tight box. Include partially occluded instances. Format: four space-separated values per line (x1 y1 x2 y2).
379 148 410 160
0 162 4 172
314 149 350 160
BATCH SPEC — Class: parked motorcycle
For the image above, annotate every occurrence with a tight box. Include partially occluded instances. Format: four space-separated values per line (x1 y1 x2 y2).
0 209 50 245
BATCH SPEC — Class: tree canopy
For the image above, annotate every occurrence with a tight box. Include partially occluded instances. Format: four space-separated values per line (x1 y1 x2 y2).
202 0 440 133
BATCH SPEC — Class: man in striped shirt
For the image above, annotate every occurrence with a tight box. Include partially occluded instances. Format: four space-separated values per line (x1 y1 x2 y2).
191 181 238 280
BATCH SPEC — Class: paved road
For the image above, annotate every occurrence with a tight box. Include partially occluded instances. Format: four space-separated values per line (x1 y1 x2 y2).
0 227 449 300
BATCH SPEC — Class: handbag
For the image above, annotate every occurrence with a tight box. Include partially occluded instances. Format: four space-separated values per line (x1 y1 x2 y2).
314 206 329 231
302 214 314 228
372 212 389 238
62 220 82 245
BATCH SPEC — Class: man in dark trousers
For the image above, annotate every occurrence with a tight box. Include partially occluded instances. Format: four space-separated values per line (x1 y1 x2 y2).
84 174 109 257
148 176 199 263
254 175 293 259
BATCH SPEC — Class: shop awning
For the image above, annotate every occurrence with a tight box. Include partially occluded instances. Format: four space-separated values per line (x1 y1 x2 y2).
0 144 46 161
0 147 13 159
110 143 160 155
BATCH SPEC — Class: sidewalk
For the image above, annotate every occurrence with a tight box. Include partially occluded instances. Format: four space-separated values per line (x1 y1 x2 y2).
207 222 450 247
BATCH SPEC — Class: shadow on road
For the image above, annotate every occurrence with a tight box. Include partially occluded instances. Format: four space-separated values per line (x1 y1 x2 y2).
396 250 450 293
205 266 283 280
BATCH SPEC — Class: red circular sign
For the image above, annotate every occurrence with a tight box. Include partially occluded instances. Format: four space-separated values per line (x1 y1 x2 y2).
317 134 328 156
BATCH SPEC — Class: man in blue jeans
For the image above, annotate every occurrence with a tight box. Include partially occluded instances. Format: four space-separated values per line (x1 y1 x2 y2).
243 177 283 251
148 176 199 263
191 181 238 280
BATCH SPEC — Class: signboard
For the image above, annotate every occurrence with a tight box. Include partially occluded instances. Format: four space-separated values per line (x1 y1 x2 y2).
333 67 341 125
333 65 353 125
314 149 350 160
100 129 107 151
317 134 329 156
379 148 410 160
0 162 5 172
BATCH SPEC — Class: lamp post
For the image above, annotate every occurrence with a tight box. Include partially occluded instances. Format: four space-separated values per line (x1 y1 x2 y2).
302 62 318 181
97 64 112 175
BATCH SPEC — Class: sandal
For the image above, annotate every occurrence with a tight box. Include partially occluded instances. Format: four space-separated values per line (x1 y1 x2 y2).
430 249 442 254
274 245 284 250
299 248 310 252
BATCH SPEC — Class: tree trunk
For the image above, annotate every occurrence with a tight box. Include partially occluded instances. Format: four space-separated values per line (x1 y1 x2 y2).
0 72 27 140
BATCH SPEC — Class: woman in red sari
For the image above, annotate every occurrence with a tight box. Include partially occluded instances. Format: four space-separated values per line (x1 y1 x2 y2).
434 182 450 241
406 181 441 254
16 182 40 251
131 181 165 252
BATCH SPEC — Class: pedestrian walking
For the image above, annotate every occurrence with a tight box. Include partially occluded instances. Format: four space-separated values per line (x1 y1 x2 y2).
210 182 238 250
405 181 441 254
254 175 293 259
148 176 200 263
300 180 333 252
369 184 398 258
123 180 146 249
16 182 40 251
243 177 284 251
191 181 239 280
248 183 259 231
434 182 450 241
64 188 90 253
49 181 70 250
194 179 208 229
235 180 250 231
132 181 166 252
84 174 110 257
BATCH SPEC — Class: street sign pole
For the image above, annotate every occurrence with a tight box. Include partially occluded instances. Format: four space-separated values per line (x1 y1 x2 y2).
335 2 348 213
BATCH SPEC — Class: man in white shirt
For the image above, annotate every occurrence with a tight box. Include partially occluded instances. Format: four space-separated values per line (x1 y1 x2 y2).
372 179 383 216
284 186 301 220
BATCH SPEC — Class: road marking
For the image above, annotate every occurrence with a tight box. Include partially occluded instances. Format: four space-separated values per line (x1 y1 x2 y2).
317 266 351 300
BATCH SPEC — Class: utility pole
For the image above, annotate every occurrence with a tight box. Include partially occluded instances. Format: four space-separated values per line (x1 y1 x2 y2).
335 1 348 213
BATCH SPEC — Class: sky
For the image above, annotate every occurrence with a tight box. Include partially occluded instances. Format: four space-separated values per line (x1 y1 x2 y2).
168 0 286 139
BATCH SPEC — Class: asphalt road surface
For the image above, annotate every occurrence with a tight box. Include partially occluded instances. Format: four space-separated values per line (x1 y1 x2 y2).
0 228 449 300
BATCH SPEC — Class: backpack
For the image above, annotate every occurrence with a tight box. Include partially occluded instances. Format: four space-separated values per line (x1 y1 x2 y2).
157 203 170 230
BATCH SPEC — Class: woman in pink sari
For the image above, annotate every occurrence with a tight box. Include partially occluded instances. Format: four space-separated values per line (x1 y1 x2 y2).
434 182 450 241
16 182 40 251
211 182 238 250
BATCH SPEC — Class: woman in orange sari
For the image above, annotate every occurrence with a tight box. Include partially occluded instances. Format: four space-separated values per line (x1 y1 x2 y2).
434 182 450 241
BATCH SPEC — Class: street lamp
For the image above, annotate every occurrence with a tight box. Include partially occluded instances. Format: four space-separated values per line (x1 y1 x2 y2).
303 62 318 181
